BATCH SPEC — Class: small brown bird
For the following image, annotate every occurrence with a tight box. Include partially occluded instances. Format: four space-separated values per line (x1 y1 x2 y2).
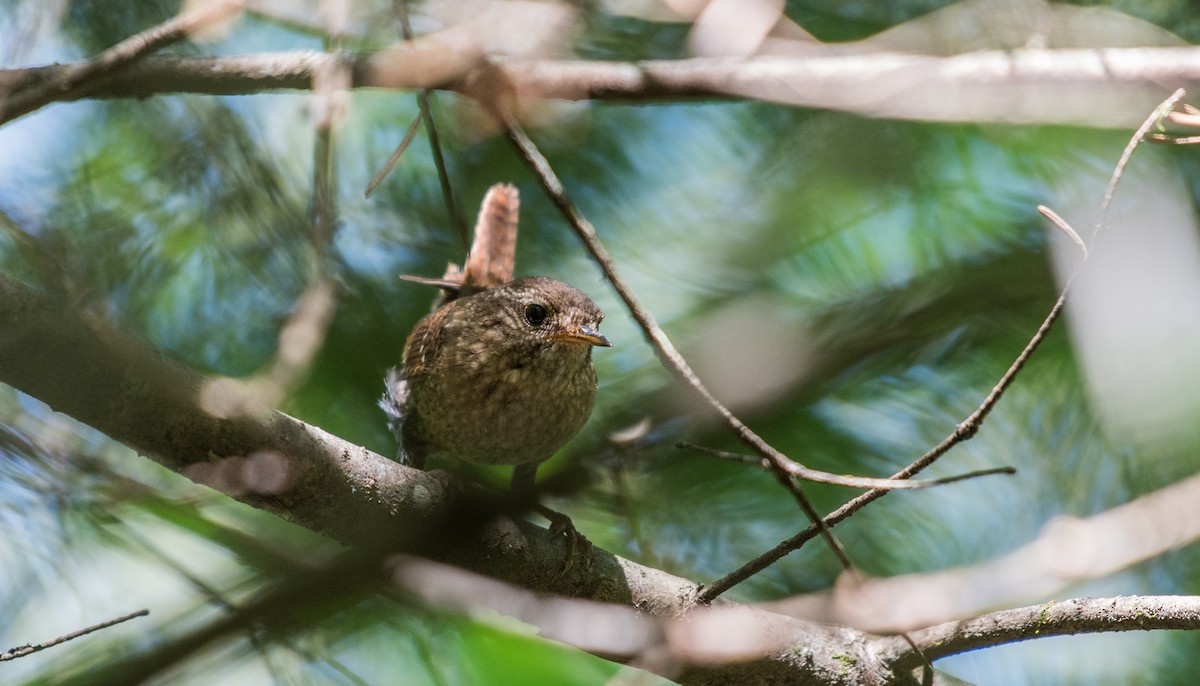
380 184 610 564
383 276 609 475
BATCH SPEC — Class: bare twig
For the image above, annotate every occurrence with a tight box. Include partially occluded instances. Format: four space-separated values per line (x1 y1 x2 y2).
701 277 1072 601
0 610 150 661
676 440 761 466
365 113 422 198
699 100 1160 600
0 0 244 124
1148 133 1200 144
393 0 468 250
1100 88 1187 234
1038 205 1088 258
496 110 878 587
678 442 1016 489
698 216 1078 602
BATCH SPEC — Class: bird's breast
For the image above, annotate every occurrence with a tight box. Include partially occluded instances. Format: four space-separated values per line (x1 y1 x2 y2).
407 344 597 466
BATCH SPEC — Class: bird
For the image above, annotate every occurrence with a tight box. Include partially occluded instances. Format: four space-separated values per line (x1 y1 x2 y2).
383 275 610 473
380 183 610 566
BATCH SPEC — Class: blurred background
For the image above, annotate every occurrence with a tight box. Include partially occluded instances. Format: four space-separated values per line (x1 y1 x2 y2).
4 0 1200 683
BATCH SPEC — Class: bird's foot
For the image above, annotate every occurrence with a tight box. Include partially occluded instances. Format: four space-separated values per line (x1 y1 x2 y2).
535 503 593 576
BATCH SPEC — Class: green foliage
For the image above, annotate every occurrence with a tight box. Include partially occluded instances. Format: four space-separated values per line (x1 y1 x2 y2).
5 1 1200 684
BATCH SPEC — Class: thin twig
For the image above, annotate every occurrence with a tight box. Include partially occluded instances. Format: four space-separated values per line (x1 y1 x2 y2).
497 111 860 576
365 113 422 197
678 442 1016 488
1099 88 1186 235
502 117 976 488
1038 205 1087 258
0 610 150 661
677 440 761 465
699 192 1105 602
0 0 244 125
418 92 467 251
1148 133 1200 144
699 275 1073 602
394 0 468 251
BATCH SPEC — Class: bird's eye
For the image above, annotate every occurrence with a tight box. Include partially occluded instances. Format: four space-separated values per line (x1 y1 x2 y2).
524 303 548 326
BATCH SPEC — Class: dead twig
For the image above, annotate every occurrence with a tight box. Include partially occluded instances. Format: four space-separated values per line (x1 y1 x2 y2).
679 441 1016 488
699 88 1177 600
698 217 1077 602
497 109 864 585
1101 88 1187 234
365 113 422 198
0 610 150 661
393 0 468 250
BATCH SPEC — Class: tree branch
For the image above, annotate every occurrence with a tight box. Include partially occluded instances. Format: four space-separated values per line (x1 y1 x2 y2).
0 271 886 684
0 610 149 662
0 271 700 597
878 595 1200 670
5 47 1200 127
0 0 243 124
769 469 1200 633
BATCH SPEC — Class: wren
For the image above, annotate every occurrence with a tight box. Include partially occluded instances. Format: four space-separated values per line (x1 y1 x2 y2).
380 183 610 568
382 276 609 473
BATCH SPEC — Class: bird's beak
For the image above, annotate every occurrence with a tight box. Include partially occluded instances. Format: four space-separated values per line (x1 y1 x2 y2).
552 324 611 347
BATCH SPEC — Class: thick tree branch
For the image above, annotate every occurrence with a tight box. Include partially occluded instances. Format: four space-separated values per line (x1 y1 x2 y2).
4 47 1200 127
10 268 1200 680
0 272 697 599
0 271 893 685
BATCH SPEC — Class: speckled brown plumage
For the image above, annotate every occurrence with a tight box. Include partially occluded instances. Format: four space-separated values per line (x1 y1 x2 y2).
381 276 609 470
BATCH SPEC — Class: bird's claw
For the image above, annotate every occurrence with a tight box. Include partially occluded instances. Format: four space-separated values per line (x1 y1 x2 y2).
539 506 593 576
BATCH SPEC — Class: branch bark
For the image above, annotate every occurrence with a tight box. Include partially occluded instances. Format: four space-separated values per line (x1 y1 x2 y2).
4 47 1200 127
5 268 1200 683
877 595 1200 670
0 271 883 685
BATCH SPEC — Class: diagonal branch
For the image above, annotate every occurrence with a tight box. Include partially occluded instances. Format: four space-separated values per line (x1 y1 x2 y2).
0 0 244 125
497 110 868 581
392 0 468 248
697 85 1184 600
0 271 909 684
498 111 974 491
0 610 149 662
698 218 1073 603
